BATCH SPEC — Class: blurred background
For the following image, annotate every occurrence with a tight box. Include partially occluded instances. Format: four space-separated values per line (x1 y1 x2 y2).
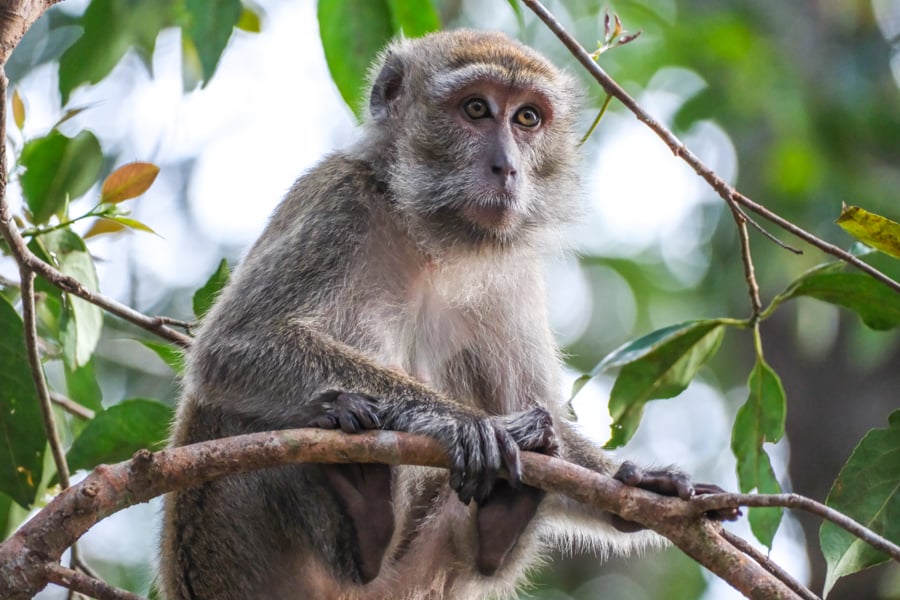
3 0 898 598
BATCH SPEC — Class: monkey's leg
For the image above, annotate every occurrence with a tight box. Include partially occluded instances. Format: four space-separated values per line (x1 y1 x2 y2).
307 391 395 583
475 407 559 575
610 461 742 531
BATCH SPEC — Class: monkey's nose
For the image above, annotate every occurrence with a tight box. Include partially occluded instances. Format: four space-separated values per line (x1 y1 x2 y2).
490 163 518 190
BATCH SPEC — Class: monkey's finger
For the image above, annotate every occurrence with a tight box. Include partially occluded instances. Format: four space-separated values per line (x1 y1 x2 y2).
336 392 382 429
458 423 484 504
494 427 521 489
472 421 502 503
692 482 742 521
336 410 362 433
308 414 339 429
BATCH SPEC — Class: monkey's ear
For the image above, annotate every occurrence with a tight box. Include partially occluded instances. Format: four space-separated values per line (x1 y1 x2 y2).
370 52 404 121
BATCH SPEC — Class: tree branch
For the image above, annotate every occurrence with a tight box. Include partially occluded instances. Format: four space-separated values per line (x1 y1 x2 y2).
0 429 802 600
44 563 144 600
693 492 900 562
20 267 71 488
521 0 900 294
722 529 820 600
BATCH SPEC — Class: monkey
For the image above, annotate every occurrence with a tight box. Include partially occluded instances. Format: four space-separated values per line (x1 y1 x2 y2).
158 29 737 600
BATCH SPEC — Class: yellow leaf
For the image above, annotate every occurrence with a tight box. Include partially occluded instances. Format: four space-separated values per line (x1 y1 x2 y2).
100 162 160 204
237 6 262 32
12 89 25 130
84 218 127 239
110 216 159 236
836 203 900 259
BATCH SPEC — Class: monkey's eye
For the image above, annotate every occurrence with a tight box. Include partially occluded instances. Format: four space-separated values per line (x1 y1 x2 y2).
463 98 490 119
514 106 541 128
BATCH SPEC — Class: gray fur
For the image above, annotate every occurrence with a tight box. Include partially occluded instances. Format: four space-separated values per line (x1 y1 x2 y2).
159 30 659 600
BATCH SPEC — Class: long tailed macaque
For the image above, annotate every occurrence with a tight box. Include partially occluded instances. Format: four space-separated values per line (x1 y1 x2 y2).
159 29 736 600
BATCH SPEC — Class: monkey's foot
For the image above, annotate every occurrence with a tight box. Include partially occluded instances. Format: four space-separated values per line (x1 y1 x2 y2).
307 391 394 583
307 390 380 432
610 461 742 531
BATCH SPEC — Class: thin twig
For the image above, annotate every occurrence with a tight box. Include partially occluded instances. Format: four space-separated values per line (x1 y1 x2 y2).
50 392 96 420
69 545 101 580
44 563 144 600
693 492 900 562
521 0 900 294
732 206 763 319
0 273 19 288
20 267 71 488
721 529 820 600
154 315 196 332
740 208 802 254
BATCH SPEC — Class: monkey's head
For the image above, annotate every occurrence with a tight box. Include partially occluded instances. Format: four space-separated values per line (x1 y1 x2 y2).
364 29 582 252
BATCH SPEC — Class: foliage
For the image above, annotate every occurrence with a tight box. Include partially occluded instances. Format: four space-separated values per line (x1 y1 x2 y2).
0 0 898 598
820 410 900 596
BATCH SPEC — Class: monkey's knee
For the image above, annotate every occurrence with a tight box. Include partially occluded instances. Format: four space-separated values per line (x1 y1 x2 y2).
323 463 395 583
475 480 543 576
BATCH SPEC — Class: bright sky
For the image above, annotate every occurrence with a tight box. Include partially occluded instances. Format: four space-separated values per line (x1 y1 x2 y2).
13 1 819 597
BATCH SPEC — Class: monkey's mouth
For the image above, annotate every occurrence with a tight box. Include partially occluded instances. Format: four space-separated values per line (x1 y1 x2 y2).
462 197 519 231
460 189 518 230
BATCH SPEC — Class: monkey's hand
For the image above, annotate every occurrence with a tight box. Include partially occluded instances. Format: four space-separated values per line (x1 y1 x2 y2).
610 461 742 532
473 407 557 575
494 406 559 457
440 412 522 506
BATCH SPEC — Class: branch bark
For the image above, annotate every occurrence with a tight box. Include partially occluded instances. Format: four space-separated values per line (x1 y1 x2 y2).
0 429 803 599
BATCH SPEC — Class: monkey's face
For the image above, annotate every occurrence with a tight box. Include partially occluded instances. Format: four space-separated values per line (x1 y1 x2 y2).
372 31 582 251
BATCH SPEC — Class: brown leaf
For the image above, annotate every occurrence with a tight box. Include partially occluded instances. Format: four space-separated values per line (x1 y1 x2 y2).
100 162 160 204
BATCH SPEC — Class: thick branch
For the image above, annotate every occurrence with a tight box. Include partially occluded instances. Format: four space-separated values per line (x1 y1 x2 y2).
0 429 799 600
0 0 63 65
521 0 900 294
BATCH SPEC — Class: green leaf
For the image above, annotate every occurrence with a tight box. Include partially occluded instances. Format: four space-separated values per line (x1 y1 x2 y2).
46 230 103 369
104 216 159 236
65 359 103 414
183 0 242 87
731 357 786 548
387 0 440 37
778 264 900 331
0 492 11 538
193 258 231 319
820 410 900 596
20 130 102 224
58 0 172 104
318 0 394 120
58 0 132 105
506 0 526 31
602 320 726 448
66 399 173 472
836 203 900 259
0 296 45 508
141 340 186 376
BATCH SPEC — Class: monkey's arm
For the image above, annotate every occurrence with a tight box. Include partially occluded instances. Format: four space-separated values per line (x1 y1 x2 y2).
193 316 522 506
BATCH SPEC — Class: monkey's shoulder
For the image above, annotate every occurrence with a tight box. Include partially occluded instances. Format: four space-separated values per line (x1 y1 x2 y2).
269 153 387 233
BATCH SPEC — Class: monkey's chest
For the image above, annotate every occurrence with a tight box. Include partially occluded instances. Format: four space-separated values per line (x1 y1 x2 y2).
402 286 474 384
